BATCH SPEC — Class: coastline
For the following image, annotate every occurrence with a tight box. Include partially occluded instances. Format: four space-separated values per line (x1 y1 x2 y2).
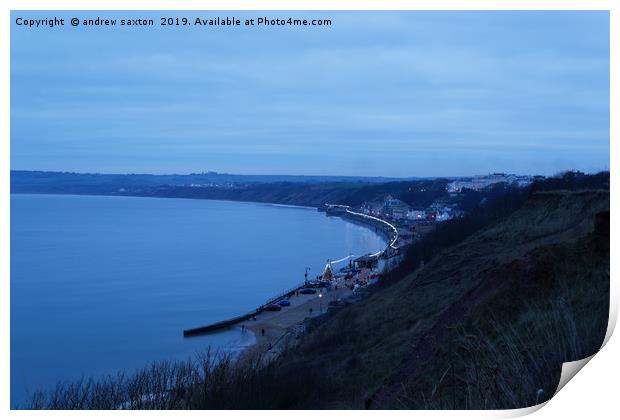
332 213 393 246
10 191 321 212
236 281 356 364
227 214 396 364
182 206 394 351
12 193 394 252
12 192 393 390
177 201 396 359
11 193 385 404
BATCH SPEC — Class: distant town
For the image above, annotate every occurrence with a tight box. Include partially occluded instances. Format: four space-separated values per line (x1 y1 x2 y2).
324 173 539 244
10 170 543 218
181 173 539 193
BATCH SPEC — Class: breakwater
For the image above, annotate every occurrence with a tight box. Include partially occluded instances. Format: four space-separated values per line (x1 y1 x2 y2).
184 204 393 338
183 281 307 337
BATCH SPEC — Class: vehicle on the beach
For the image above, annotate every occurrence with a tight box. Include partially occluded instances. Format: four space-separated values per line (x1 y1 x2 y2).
299 288 317 295
278 299 291 306
265 304 282 311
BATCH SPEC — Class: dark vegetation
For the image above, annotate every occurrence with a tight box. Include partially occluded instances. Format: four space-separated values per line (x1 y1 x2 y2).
11 170 450 208
10 170 408 187
391 190 609 408
30 351 331 410
12 170 529 211
125 179 451 208
381 181 532 288
25 172 610 410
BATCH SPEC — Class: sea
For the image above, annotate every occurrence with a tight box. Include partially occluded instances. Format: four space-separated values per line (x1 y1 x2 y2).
10 194 386 407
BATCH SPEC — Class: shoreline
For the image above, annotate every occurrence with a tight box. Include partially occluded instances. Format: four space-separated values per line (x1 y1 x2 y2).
235 281 356 364
14 192 394 379
180 203 395 353
9 191 322 211
226 215 397 363
333 213 393 245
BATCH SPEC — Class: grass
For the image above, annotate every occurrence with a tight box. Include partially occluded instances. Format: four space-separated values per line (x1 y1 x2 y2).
270 189 610 409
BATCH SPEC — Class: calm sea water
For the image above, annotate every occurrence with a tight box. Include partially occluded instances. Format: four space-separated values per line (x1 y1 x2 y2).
10 194 385 407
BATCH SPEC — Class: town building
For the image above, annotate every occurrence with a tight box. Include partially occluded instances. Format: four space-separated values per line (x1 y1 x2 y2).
447 173 535 192
383 195 409 220
407 208 427 221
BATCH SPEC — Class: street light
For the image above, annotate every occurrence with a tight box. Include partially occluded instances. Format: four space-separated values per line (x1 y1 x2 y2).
319 292 323 313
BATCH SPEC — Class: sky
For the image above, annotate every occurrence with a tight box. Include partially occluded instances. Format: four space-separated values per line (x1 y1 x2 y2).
10 11 610 177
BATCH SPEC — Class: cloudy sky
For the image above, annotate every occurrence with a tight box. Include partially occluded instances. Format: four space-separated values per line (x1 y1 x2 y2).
10 11 609 177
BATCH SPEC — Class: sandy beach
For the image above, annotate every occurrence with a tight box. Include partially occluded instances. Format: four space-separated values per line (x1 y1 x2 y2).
237 281 354 361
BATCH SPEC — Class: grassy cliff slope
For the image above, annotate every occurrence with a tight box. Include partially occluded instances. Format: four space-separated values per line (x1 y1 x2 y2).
270 189 609 409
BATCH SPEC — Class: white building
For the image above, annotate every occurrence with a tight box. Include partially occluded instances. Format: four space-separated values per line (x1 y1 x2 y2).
447 173 534 192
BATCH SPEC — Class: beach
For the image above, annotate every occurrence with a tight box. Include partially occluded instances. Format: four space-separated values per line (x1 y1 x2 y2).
238 280 355 362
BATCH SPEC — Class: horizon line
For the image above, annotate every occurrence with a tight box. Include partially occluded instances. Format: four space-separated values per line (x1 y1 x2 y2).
10 168 594 179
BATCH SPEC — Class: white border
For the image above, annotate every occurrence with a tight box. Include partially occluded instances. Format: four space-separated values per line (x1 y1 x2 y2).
1 1 617 419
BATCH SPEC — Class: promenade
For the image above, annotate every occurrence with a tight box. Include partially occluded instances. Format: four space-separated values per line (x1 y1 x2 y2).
239 281 354 361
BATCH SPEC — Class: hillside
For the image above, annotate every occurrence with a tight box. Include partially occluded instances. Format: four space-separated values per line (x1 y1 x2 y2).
269 189 609 409
11 170 450 208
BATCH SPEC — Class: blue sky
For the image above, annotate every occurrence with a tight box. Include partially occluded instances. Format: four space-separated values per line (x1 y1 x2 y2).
10 11 609 177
